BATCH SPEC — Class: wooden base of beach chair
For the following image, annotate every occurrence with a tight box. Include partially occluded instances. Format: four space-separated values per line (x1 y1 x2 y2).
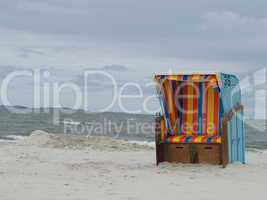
196 144 221 164
156 143 222 165
165 144 191 163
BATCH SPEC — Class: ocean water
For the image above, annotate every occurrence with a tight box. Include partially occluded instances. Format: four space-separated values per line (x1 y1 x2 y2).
0 106 266 149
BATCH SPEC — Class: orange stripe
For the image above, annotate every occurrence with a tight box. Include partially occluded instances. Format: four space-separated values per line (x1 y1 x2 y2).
213 90 219 136
189 136 196 142
188 75 193 80
202 82 208 135
192 82 198 135
207 86 214 136
211 137 217 143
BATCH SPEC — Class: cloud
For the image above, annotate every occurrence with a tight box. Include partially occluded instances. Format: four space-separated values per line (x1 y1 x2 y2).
17 0 87 15
86 65 129 72
200 11 267 34
1 1 267 70
18 48 46 58
100 65 128 71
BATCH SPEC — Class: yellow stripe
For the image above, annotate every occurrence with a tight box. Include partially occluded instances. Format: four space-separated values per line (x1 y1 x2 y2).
187 84 193 135
172 136 182 143
194 137 202 143
207 87 214 135
192 75 201 80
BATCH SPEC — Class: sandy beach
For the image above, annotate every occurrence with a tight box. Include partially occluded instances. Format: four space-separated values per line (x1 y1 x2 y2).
0 132 267 200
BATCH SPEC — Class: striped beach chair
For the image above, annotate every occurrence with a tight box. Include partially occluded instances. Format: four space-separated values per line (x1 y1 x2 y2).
154 73 245 167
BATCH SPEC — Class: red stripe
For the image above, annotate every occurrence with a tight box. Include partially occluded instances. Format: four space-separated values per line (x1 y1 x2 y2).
167 81 174 132
162 81 169 106
201 135 208 143
171 81 178 134
182 83 188 135
169 136 174 143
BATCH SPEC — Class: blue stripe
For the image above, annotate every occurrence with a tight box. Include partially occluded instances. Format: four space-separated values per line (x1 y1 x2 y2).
185 136 192 143
207 137 212 143
219 97 224 135
160 75 166 80
215 87 220 93
183 75 189 80
197 83 203 135
164 137 169 144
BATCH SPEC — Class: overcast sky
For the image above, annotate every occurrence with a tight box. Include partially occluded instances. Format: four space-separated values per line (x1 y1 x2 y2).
0 0 266 117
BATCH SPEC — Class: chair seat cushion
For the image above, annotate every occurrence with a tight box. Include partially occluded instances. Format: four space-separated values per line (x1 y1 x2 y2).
165 135 222 144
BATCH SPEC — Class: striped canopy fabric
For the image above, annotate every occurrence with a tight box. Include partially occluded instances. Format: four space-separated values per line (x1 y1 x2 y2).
155 74 224 144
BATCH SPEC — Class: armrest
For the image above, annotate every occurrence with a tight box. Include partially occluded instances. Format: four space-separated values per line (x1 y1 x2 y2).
155 114 164 165
223 103 244 122
155 115 164 142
